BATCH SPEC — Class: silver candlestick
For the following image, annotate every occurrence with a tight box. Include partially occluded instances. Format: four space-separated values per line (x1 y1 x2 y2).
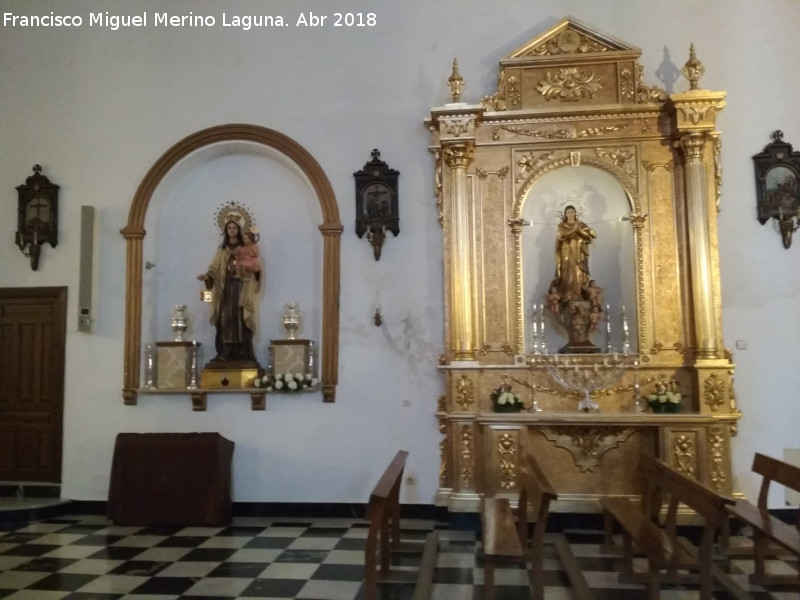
531 304 540 354
528 385 542 413
539 305 548 355
621 305 631 355
632 359 647 412
187 340 200 390
143 344 156 390
605 303 612 353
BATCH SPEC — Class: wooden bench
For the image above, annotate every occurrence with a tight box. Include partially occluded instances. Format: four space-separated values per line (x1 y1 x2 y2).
363 450 438 600
725 452 800 586
600 453 734 600
481 454 592 600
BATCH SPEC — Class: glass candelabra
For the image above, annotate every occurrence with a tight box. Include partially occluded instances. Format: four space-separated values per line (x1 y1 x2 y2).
533 353 636 413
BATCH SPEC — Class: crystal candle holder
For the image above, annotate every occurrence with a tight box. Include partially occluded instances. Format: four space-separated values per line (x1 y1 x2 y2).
532 353 636 413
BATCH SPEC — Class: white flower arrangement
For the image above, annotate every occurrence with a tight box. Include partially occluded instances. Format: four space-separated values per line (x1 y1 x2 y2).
647 380 682 413
490 385 524 412
254 372 318 393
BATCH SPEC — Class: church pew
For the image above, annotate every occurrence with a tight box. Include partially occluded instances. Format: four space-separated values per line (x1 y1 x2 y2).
725 452 800 586
601 453 734 600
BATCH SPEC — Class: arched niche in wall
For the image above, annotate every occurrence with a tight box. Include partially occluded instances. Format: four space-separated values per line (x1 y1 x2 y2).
121 124 342 404
518 164 638 354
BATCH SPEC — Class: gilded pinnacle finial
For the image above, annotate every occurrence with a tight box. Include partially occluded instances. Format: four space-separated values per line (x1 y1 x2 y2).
681 44 705 91
448 58 465 103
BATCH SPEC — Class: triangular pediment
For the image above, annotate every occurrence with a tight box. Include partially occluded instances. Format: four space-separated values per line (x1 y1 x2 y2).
481 16 659 111
507 16 640 58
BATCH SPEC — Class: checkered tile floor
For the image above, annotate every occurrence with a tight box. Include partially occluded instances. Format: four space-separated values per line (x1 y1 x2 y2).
0 513 797 599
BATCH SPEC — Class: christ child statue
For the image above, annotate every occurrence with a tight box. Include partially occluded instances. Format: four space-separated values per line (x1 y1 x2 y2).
546 286 561 314
234 229 261 279
588 304 602 334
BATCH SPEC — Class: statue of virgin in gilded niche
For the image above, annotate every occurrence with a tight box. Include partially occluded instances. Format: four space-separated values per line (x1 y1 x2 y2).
551 205 596 304
548 204 602 353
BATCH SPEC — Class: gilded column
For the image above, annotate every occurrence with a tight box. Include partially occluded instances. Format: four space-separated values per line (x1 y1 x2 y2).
444 143 476 359
670 60 726 360
430 106 482 360
676 131 718 358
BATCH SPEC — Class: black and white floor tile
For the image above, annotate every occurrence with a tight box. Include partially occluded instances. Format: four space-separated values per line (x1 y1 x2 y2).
0 513 797 599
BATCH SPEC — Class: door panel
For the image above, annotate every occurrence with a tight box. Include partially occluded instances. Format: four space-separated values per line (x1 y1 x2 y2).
0 287 66 482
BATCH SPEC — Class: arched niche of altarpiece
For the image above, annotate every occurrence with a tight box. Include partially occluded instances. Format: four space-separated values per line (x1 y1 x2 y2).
121 124 342 408
427 17 740 513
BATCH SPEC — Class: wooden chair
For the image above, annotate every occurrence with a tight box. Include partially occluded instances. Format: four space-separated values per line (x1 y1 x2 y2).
725 452 800 586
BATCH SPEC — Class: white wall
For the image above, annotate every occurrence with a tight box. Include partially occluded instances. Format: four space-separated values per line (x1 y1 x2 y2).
1 0 799 508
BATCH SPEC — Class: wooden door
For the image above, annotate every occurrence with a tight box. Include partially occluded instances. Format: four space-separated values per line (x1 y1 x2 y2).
0 287 67 482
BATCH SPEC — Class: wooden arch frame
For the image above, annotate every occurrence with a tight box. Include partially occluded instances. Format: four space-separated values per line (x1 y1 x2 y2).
121 123 342 404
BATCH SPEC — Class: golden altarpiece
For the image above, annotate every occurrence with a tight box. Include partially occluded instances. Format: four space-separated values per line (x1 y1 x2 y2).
427 18 739 513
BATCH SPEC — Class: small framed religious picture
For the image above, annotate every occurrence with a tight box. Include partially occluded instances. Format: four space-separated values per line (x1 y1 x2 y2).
353 149 399 260
753 130 800 248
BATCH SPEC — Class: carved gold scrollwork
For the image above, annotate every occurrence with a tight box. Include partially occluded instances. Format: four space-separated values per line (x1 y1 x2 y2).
674 435 696 477
497 432 518 490
626 213 648 229
527 30 609 56
500 124 629 142
577 125 626 138
537 68 603 102
480 71 521 112
677 132 706 159
712 134 722 213
460 424 473 488
516 155 637 213
703 372 726 411
595 146 636 177
439 437 448 486
507 75 521 109
542 426 634 472
642 160 675 173
481 71 507 111
728 372 738 413
649 341 685 355
621 68 635 100
516 151 556 183
441 116 473 137
507 126 573 140
456 375 475 410
443 145 474 168
635 64 668 104
433 150 443 226
475 166 510 180
678 104 720 126
507 218 528 234
477 343 514 356
508 374 565 397
709 426 726 492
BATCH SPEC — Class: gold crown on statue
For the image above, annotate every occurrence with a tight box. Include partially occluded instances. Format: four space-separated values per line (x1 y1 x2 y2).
214 201 257 235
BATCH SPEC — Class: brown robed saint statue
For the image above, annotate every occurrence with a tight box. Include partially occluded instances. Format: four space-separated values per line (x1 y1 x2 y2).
197 204 263 386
